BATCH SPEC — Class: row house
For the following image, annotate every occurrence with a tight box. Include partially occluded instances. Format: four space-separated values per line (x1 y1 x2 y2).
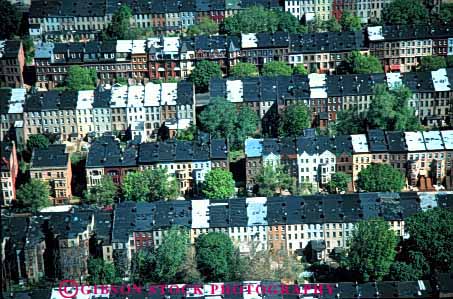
210 68 453 132
85 135 138 188
111 192 441 267
368 24 453 73
0 88 26 144
0 141 19 205
284 0 332 21
137 139 228 195
30 144 72 204
0 40 25 88
42 209 94 280
241 32 290 69
28 0 280 40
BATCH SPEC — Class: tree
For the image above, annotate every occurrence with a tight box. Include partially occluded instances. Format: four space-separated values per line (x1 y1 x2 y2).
202 169 235 200
404 208 453 274
189 60 222 92
343 51 383 74
195 232 236 281
199 97 237 139
324 18 342 32
447 56 453 68
356 163 405 192
273 249 304 282
340 12 361 32
345 219 397 282
154 228 190 282
382 0 429 25
278 103 311 137
439 3 453 23
233 106 259 148
16 179 50 212
177 125 197 141
388 251 430 281
122 171 150 202
122 169 179 202
223 6 304 34
0 0 21 39
367 84 421 132
66 66 97 91
326 172 351 193
293 64 308 75
27 134 50 151
255 164 294 196
230 62 259 78
87 258 117 284
334 108 366 135
187 17 218 36
418 56 447 71
262 61 292 77
102 4 142 40
85 175 117 206
130 250 155 284
178 248 202 283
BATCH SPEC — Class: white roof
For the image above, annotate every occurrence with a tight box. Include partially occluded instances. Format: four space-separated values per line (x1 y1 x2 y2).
163 37 180 53
116 40 133 53
405 131 426 152
131 40 146 54
161 83 177 105
422 131 444 151
165 118 192 130
127 85 145 108
40 205 73 213
441 130 453 150
14 120 23 128
146 37 160 49
8 88 26 114
191 199 210 228
431 68 451 92
76 90 94 110
241 33 257 48
226 80 243 103
110 84 128 108
386 72 403 90
367 26 384 41
144 82 161 107
351 134 369 153
308 73 327 98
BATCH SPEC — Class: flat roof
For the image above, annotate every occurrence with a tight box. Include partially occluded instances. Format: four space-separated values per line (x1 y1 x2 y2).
405 131 426 152
422 131 444 151
226 80 243 103
441 130 453 150
351 134 369 153
245 138 263 158
191 200 210 228
246 197 267 226
431 68 451 92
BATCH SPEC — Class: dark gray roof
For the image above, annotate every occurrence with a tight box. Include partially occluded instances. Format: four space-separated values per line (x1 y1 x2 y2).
382 23 453 41
25 91 77 112
327 73 386 96
255 32 290 48
290 31 365 53
31 144 68 169
0 41 21 59
402 71 434 93
30 0 106 18
335 135 353 155
112 202 136 243
86 136 138 168
297 136 335 155
386 131 408 152
210 139 228 160
94 211 113 245
153 201 191 228
176 81 194 105
367 129 388 153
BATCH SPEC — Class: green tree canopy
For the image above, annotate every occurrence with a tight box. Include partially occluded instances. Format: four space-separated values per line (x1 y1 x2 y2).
343 51 383 74
388 251 430 281
326 172 351 193
293 64 308 75
0 0 21 39
345 218 398 282
88 258 117 284
189 60 222 92
16 179 50 212
66 66 97 91
447 56 453 68
223 6 304 34
27 134 50 151
202 168 235 200
418 56 447 71
199 97 258 147
340 12 362 31
262 61 293 77
122 169 179 201
195 232 237 281
334 108 367 135
102 4 144 40
176 124 197 141
255 164 294 197
278 103 311 137
187 17 219 36
356 163 405 192
85 175 117 206
404 208 453 274
440 3 453 22
230 62 259 78
323 18 342 32
154 227 190 282
367 84 422 132
382 0 429 25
